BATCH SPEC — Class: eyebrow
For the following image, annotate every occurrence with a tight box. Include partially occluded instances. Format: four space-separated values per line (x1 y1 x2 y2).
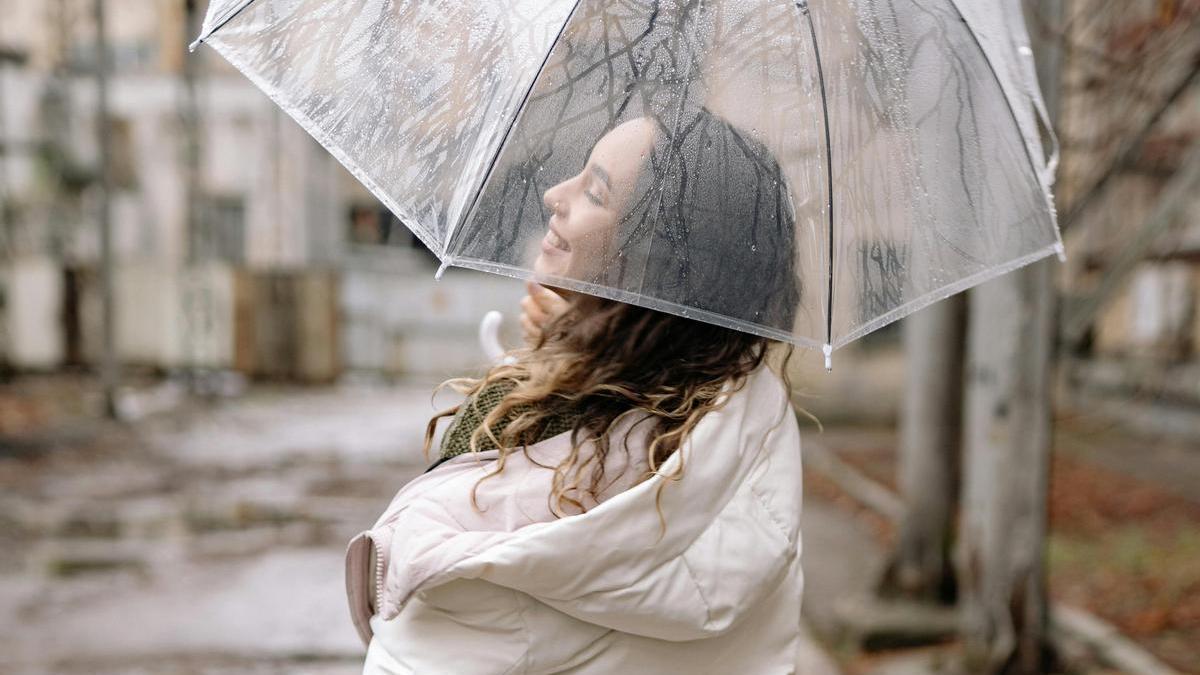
590 164 612 190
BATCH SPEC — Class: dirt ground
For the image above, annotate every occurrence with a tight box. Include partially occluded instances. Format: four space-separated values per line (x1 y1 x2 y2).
1048 449 1200 672
814 416 1200 674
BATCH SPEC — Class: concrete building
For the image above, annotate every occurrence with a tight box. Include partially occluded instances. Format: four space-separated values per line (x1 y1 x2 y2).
0 0 521 381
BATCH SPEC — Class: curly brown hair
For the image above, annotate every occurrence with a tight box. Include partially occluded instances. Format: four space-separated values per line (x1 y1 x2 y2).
423 294 794 519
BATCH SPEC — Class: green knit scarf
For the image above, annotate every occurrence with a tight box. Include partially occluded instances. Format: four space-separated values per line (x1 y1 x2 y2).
439 379 582 460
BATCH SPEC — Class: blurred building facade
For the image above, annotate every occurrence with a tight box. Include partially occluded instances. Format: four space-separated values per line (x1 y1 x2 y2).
1057 0 1200 434
0 0 520 382
1 0 1198 417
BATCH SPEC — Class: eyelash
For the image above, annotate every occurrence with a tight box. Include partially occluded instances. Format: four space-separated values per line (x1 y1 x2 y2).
585 190 604 207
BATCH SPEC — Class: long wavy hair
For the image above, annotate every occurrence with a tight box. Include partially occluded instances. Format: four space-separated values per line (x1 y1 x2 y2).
425 109 800 517
424 298 795 518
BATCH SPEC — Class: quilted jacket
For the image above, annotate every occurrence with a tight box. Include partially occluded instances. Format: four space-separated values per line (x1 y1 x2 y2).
345 366 805 674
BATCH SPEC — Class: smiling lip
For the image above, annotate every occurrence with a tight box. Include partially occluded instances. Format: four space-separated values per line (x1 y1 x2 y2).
542 223 571 254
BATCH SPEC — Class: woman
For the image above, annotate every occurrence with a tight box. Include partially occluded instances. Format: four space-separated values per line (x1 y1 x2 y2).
346 109 805 674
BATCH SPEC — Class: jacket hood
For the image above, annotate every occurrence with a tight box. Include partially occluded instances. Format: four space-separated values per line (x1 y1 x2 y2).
363 366 802 642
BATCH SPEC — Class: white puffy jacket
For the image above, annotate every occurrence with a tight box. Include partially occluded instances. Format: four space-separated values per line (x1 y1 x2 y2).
345 365 804 674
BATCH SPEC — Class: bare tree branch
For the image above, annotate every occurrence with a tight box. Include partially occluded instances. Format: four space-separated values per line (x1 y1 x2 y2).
1063 144 1200 342
1061 61 1200 231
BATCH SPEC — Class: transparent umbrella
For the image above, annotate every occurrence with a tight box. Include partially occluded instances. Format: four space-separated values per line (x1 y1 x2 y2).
192 0 1063 366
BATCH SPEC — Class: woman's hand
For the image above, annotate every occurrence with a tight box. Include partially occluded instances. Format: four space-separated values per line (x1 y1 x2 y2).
520 281 570 346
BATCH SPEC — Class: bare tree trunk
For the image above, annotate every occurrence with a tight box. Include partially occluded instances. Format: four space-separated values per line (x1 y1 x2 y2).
959 260 1057 675
878 295 965 604
959 3 1062 671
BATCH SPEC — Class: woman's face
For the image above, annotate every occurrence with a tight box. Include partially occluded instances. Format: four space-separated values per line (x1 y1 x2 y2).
534 117 658 280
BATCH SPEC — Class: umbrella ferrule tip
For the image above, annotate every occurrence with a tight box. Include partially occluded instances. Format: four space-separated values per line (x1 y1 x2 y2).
822 344 832 371
1053 241 1067 263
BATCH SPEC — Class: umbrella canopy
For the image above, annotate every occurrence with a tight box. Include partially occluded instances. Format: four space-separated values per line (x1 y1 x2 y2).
193 0 1063 359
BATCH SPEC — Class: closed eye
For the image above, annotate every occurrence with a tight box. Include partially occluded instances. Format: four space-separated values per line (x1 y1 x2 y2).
583 161 611 208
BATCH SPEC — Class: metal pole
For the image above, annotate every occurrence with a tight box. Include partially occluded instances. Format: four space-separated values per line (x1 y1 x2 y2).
0 48 24 258
182 0 204 390
0 54 11 374
0 61 10 258
94 0 119 418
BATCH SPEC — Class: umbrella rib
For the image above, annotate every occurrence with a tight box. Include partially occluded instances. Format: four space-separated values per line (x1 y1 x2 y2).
796 0 836 354
947 1 1064 247
444 0 586 261
189 0 260 51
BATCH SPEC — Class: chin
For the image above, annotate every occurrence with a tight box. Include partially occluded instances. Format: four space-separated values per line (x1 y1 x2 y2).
533 254 568 278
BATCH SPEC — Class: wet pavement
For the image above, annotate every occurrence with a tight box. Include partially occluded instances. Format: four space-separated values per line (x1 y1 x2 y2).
0 382 437 674
0 380 841 674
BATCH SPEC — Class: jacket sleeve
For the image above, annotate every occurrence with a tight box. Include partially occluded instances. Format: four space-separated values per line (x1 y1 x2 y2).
363 579 532 675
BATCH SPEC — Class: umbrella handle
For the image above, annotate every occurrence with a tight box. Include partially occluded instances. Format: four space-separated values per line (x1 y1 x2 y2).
479 311 516 366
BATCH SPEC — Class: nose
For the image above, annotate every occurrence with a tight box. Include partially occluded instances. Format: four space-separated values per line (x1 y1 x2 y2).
543 173 577 218
543 181 565 218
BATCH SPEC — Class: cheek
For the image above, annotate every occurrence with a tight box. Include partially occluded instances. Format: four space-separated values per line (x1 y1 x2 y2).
561 216 618 279
565 212 616 254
